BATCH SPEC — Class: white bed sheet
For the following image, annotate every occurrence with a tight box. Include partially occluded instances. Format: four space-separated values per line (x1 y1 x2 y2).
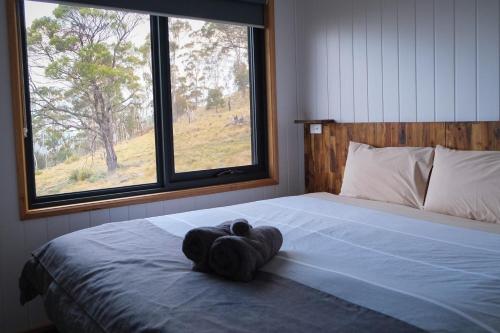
147 193 500 333
309 192 500 234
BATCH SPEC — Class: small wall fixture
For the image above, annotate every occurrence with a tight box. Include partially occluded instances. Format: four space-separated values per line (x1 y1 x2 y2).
294 119 335 135
309 124 322 134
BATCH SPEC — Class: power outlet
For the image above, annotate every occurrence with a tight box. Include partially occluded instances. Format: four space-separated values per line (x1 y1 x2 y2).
310 124 322 135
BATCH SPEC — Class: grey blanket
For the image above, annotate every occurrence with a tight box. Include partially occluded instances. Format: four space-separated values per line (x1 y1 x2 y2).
20 219 424 333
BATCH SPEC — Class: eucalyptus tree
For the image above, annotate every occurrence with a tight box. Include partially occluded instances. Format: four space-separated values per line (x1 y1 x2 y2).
27 5 148 171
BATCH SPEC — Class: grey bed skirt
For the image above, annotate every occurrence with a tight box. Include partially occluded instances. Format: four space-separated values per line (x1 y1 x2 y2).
20 219 424 333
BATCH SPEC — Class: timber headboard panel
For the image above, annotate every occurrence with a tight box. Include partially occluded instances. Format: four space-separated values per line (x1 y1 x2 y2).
303 122 500 194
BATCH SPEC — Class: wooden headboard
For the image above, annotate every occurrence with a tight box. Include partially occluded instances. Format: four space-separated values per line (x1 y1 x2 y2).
303 121 500 194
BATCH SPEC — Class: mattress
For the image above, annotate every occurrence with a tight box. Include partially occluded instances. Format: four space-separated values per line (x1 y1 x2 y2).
21 193 500 333
149 193 500 332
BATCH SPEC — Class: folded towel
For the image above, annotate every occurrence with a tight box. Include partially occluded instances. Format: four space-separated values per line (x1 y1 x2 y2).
209 226 283 282
230 218 253 236
182 222 232 272
182 219 253 272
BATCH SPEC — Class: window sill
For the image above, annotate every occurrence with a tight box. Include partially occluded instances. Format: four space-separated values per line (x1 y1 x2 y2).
20 177 278 220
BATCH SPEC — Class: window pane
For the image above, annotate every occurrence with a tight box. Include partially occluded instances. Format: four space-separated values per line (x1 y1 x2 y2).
24 1 157 196
168 17 253 173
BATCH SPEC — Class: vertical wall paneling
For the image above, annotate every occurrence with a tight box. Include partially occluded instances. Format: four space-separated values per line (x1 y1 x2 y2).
296 0 500 123
0 224 28 332
415 0 435 121
293 0 306 195
295 0 315 119
294 0 305 117
434 0 455 121
382 0 400 121
162 198 196 215
314 0 329 119
454 0 477 121
276 0 299 195
397 0 417 121
146 202 164 218
0 2 29 326
46 215 70 239
353 0 369 122
291 0 304 196
275 19 290 198
109 206 130 222
68 212 91 232
326 0 342 120
128 204 147 220
90 209 111 227
366 0 384 122
477 0 500 120
0 0 38 279
339 0 355 122
23 219 48 327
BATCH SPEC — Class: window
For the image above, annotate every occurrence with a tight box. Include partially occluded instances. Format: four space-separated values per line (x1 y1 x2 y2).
10 0 276 214
169 18 254 173
24 2 157 198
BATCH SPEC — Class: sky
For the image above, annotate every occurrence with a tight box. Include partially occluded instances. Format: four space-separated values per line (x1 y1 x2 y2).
24 0 151 44
24 0 205 45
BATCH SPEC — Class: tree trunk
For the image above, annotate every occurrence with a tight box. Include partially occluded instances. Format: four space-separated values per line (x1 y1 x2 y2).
101 132 118 172
98 109 118 172
94 88 118 172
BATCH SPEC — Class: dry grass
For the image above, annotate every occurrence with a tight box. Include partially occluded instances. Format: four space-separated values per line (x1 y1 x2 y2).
35 105 252 196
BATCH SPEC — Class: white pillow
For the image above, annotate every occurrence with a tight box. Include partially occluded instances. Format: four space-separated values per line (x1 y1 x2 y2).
424 146 500 223
340 142 434 208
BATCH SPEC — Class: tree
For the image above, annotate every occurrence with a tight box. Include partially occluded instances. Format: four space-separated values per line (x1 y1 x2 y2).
27 6 148 171
169 19 192 120
198 22 248 64
195 22 249 98
206 88 225 112
233 60 249 93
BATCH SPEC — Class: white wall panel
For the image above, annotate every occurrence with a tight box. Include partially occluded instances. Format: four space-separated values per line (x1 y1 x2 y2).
295 0 500 123
128 203 147 220
434 0 455 121
326 0 342 120
295 0 316 119
146 201 164 218
416 0 435 121
0 224 29 332
90 209 110 227
313 0 329 120
109 206 129 222
477 0 500 120
23 219 49 327
353 0 369 122
366 0 384 122
398 0 417 122
382 0 400 121
46 215 70 239
339 0 355 122
276 0 302 195
454 0 477 121
68 212 90 232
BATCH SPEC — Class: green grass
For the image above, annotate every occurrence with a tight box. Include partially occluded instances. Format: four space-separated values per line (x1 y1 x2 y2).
35 105 252 196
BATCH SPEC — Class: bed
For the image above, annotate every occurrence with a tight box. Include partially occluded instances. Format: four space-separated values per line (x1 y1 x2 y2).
20 193 500 333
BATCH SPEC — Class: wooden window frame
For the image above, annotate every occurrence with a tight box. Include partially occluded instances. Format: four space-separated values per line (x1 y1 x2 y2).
6 0 278 220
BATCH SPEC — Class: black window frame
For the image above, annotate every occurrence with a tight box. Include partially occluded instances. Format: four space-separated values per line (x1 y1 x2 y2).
17 0 269 209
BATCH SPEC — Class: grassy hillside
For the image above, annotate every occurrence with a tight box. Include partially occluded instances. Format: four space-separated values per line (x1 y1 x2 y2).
35 106 252 196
